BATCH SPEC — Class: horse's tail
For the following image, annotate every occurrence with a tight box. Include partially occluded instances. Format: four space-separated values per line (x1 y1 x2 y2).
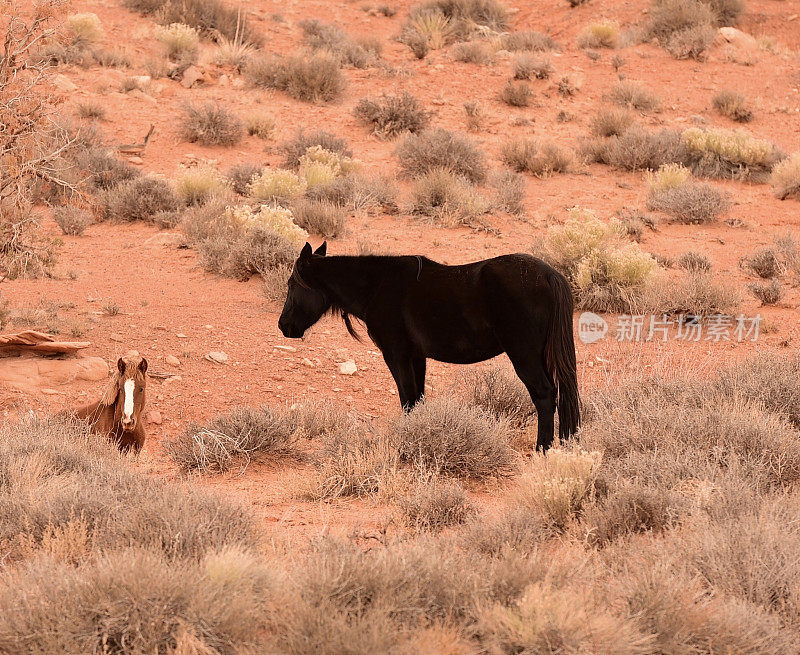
545 270 580 441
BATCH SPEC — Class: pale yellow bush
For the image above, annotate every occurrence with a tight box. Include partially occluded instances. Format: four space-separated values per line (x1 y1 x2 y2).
247 168 307 204
67 13 103 43
538 208 626 274
174 166 229 205
771 152 800 200
577 21 619 49
575 244 658 290
226 204 308 247
299 145 361 176
245 112 276 139
682 127 776 169
647 163 691 193
154 23 199 59
301 161 339 188
409 10 453 50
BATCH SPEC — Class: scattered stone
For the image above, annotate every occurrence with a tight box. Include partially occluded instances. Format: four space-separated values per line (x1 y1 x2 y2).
206 351 228 364
275 345 297 353
181 65 204 88
301 358 314 368
127 89 158 105
176 333 188 339
110 333 124 342
40 388 65 395
130 75 151 87
218 74 229 87
53 74 77 92
339 360 357 376
128 156 144 165
231 77 245 89
165 355 181 367
164 375 182 384
146 409 163 425
716 27 758 51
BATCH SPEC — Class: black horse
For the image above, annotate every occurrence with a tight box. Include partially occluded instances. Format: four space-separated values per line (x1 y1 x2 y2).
278 243 580 450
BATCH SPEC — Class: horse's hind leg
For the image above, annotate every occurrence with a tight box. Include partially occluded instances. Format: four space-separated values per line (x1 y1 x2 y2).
509 352 557 451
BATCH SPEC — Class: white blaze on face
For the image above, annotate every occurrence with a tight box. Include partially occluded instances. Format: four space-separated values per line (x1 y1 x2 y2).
122 379 135 423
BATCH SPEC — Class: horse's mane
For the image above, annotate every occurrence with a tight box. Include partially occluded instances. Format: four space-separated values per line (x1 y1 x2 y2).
292 262 363 342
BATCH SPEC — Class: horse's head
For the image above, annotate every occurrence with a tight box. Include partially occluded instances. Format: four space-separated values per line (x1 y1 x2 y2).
102 354 148 432
278 242 330 339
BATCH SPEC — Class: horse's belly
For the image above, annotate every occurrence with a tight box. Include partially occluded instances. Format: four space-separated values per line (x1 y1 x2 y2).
418 329 503 364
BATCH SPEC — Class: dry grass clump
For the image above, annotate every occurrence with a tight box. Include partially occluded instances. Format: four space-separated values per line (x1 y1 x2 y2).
535 208 659 312
408 168 489 228
52 206 92 236
386 397 516 479
154 22 199 60
397 477 474 531
584 126 687 172
681 127 783 182
290 198 346 238
577 21 619 49
174 165 230 205
180 102 244 146
713 89 753 122
499 80 532 107
489 169 526 215
452 40 494 64
298 18 380 68
281 129 352 168
225 162 260 195
590 107 634 137
165 406 298 472
502 138 572 177
75 148 140 191
606 81 661 111
245 111 276 139
102 175 180 222
396 128 487 183
513 53 553 79
771 152 800 200
306 173 398 214
649 271 739 316
461 366 533 427
742 247 783 279
748 279 783 305
677 250 711 271
247 168 307 204
646 0 722 60
244 52 345 102
463 100 484 132
67 12 103 43
75 101 106 120
353 92 430 139
646 165 731 223
498 30 557 52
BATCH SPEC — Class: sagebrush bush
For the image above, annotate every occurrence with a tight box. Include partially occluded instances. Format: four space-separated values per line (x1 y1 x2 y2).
461 366 533 427
245 111 275 139
75 148 140 190
452 40 494 64
590 107 634 137
386 398 516 479
749 279 783 305
513 53 553 80
305 174 398 214
499 80 532 107
666 21 716 59
245 52 345 102
247 168 307 204
408 168 489 228
291 198 346 238
52 206 92 235
647 181 730 224
281 129 352 168
577 21 619 48
174 165 229 205
742 247 782 279
498 30 556 52
180 102 244 146
606 81 661 111
298 18 379 68
103 175 180 221
67 12 103 43
501 138 572 177
397 478 474 531
682 127 783 182
584 126 687 172
713 89 753 122
489 169 526 215
353 92 430 138
154 22 199 60
771 152 800 200
677 250 711 272
225 162 260 195
396 128 487 183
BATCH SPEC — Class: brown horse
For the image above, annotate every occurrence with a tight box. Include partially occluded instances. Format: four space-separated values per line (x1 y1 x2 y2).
65 354 148 453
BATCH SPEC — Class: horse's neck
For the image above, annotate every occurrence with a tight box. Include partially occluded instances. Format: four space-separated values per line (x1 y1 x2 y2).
317 256 410 318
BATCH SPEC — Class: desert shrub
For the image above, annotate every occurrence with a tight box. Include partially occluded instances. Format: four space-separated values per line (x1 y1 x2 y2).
677 251 711 271
666 21 716 59
174 165 229 205
0 547 271 654
52 206 92 236
606 81 661 111
74 101 106 120
245 111 275 139
397 478 474 531
124 0 262 45
536 208 659 312
386 398 515 479
213 33 255 69
713 89 753 122
489 169 526 215
577 21 619 49
463 100 484 131
586 126 687 172
225 162 260 195
742 247 782 279
771 152 800 200
498 30 556 52
67 12 103 43
501 138 572 177
166 406 298 472
298 18 379 68
649 271 739 315
499 80 532 107
590 107 634 137
154 22 199 60
245 52 345 102
557 73 582 96
247 168 307 204
396 128 487 183
460 366 533 427
305 174 398 214
513 53 553 79
646 172 730 224
452 40 494 64
282 130 352 168
408 168 489 228
291 198 346 238
353 92 430 139
459 507 549 555
749 279 783 305
103 175 180 221
682 127 782 182
180 102 243 146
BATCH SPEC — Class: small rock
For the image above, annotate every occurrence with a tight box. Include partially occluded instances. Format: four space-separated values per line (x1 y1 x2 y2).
231 77 245 89
339 360 357 376
275 345 297 353
716 26 758 50
301 358 314 368
218 74 229 86
53 74 77 92
128 156 143 165
110 333 124 342
164 375 182 384
165 355 181 367
176 333 188 339
146 409 163 425
40 388 65 395
181 65 204 88
130 75 151 87
127 88 158 105
206 351 228 364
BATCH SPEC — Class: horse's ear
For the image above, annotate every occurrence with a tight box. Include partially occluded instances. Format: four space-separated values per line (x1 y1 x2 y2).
138 358 148 374
117 357 126 374
314 241 327 256
300 242 313 260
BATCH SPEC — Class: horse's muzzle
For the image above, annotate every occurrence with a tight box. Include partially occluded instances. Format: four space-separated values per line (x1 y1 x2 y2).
121 418 136 431
278 320 304 339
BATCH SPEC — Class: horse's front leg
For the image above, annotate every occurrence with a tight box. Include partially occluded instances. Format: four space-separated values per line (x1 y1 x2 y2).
382 352 424 411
